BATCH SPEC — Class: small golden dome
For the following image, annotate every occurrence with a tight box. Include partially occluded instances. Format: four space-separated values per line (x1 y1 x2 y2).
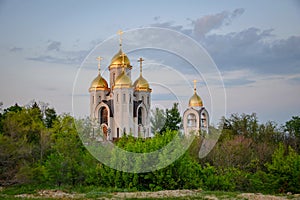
114 70 132 88
89 74 109 92
133 75 152 92
189 92 203 107
110 49 131 67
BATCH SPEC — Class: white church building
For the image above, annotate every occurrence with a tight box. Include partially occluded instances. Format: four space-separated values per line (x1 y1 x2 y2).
182 80 209 135
89 31 209 141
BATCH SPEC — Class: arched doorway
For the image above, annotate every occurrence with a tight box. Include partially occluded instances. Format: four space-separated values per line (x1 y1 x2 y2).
99 107 108 125
99 107 108 138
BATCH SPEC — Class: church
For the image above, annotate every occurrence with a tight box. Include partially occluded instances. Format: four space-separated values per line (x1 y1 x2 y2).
89 31 209 141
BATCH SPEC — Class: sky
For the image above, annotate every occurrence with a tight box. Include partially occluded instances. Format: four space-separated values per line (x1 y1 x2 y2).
0 0 300 125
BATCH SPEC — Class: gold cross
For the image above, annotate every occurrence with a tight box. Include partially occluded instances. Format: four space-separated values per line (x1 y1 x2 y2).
138 57 144 75
193 80 197 93
117 30 123 47
96 56 103 74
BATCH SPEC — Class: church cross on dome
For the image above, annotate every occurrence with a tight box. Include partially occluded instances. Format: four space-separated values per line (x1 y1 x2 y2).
117 30 124 48
137 57 144 76
96 56 103 75
193 79 197 93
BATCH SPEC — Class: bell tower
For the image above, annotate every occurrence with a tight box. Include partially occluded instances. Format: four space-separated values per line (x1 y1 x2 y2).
183 80 209 135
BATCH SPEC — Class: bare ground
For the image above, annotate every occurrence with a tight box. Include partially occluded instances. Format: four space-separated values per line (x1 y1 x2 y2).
11 189 300 199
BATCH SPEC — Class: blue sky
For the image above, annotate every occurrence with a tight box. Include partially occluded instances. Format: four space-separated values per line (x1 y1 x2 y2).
0 0 300 125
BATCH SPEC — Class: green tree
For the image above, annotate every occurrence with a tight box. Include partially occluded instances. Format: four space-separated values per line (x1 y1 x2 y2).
150 107 166 134
45 114 87 186
0 102 3 116
0 104 49 184
261 143 300 193
0 103 22 133
44 107 57 128
160 103 181 134
224 113 259 138
285 116 300 153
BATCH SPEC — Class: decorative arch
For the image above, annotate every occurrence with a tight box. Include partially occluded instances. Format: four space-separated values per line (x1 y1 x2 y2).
200 109 209 128
187 113 197 128
99 106 108 125
94 102 110 126
183 108 200 135
137 103 148 137
137 104 148 125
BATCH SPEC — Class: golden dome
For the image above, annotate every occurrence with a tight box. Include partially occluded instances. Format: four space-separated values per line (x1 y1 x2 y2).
133 75 152 92
114 70 132 88
189 92 203 107
89 74 109 92
110 49 131 67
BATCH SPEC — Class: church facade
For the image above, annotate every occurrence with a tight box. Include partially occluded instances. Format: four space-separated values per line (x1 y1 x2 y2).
89 36 151 140
89 32 209 140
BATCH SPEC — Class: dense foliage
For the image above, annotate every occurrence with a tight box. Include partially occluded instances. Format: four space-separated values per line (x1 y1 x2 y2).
0 102 299 194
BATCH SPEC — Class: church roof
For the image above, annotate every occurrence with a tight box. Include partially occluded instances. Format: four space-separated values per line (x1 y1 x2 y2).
189 92 203 107
133 75 152 92
114 70 132 89
109 49 132 69
188 80 203 107
89 74 109 92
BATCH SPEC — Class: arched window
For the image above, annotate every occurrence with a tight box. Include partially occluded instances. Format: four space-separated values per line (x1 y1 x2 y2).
123 94 126 103
99 107 108 125
187 113 196 128
142 96 144 103
113 73 115 84
138 107 143 125
201 112 207 128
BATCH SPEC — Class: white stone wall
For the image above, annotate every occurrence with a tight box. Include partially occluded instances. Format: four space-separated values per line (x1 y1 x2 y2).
113 88 134 138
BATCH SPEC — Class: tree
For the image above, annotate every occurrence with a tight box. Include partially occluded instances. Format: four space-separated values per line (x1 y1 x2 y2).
0 103 23 133
29 101 43 121
46 114 86 186
3 103 22 114
44 108 57 128
160 103 181 134
0 103 51 184
224 113 259 138
264 143 300 193
150 108 166 134
0 102 3 114
285 116 300 153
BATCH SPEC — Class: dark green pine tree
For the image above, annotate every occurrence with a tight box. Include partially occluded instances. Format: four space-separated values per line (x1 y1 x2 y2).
160 103 182 134
44 108 57 128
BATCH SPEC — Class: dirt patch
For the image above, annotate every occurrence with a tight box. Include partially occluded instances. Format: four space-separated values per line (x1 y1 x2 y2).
238 193 291 200
12 189 300 199
15 189 85 199
113 189 201 199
